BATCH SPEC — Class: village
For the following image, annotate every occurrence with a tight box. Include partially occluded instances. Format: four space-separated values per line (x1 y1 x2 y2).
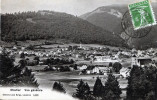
0 41 157 98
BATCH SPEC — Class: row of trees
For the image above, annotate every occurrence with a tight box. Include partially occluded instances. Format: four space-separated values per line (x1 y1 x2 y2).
92 74 121 100
41 64 77 72
52 65 157 100
20 52 75 66
52 74 122 100
43 58 74 65
127 65 157 100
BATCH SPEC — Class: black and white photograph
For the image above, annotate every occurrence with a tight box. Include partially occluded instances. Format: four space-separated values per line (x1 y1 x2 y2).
0 0 157 100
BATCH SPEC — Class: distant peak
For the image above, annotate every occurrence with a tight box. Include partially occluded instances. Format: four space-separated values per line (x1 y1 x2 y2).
92 7 122 18
108 9 122 18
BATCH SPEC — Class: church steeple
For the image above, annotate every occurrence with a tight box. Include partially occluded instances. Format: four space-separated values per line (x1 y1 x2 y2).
80 42 82 48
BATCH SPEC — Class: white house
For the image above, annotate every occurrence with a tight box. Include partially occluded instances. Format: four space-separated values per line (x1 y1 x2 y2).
91 67 100 74
86 66 99 74
13 46 17 50
79 65 87 70
94 56 118 63
120 67 131 78
86 66 111 74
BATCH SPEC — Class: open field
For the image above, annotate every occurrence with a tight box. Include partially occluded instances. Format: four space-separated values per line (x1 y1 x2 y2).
27 66 127 97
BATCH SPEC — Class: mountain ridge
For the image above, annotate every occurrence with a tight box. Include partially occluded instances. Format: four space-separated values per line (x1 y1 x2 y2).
79 3 157 49
1 10 128 47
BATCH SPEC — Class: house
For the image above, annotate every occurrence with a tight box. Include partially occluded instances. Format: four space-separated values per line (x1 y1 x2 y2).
99 67 112 73
94 55 118 63
92 67 100 74
137 50 143 57
132 48 137 54
21 47 26 50
120 67 131 78
86 66 95 74
131 55 138 67
137 58 152 67
121 51 131 56
132 55 153 67
19 51 23 55
79 65 87 70
12 46 17 50
86 66 111 74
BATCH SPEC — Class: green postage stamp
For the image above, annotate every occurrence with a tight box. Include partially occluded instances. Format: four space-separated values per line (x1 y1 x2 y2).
128 0 156 30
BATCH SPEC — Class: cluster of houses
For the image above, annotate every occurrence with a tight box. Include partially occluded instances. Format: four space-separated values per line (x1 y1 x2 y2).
93 55 119 62
1 44 157 79
131 55 156 67
1 44 128 62
78 65 112 75
78 64 131 78
131 48 157 68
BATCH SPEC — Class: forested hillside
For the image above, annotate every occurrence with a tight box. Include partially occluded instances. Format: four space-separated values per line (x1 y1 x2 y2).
1 10 127 47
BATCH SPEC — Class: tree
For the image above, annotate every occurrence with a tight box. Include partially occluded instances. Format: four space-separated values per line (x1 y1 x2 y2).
109 62 112 67
74 79 85 99
19 59 27 69
127 66 140 100
70 59 74 64
146 91 156 100
0 52 14 78
84 94 96 100
155 71 157 99
93 77 103 98
34 56 40 64
73 80 90 99
112 62 122 73
27 44 34 50
68 46 73 51
104 90 116 100
53 82 58 90
52 81 66 93
22 68 39 87
59 66 70 72
20 52 25 58
84 82 91 96
126 65 156 100
102 74 121 100
74 64 78 70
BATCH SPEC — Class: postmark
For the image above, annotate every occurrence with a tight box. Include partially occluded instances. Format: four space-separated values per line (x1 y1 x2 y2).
121 0 157 38
128 0 156 30
121 8 152 38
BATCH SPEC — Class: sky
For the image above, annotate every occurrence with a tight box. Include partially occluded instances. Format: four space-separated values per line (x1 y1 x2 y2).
1 0 157 16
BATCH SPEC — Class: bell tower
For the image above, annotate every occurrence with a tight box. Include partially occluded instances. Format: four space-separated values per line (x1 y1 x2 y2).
131 54 137 67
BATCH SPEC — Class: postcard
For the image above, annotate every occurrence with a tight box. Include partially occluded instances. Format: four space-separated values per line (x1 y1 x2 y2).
1 0 157 100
